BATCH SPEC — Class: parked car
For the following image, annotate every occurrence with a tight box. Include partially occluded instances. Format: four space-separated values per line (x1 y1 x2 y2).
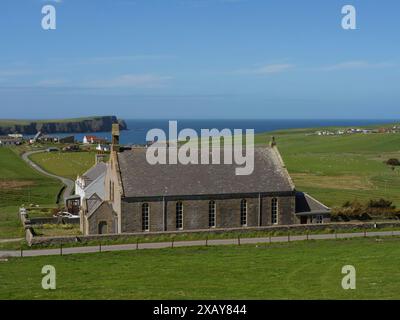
53 211 80 219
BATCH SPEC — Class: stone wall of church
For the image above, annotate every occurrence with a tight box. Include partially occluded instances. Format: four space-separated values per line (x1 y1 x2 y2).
120 194 296 233
87 203 117 235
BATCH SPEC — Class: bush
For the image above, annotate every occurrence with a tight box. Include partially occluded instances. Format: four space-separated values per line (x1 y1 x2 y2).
385 158 400 166
332 199 399 221
368 199 395 209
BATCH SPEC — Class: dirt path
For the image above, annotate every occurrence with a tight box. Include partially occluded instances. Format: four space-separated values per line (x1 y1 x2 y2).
21 150 75 203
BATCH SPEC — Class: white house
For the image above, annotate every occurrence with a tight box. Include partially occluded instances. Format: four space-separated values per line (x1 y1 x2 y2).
96 143 110 152
75 157 107 205
83 135 106 144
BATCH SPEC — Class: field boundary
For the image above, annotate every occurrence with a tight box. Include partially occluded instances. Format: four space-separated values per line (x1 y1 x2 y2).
20 219 400 246
2 229 400 258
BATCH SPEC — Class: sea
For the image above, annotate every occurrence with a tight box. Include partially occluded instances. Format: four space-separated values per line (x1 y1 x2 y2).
53 119 398 145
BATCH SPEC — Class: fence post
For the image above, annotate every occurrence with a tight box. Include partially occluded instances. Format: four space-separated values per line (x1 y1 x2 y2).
335 229 337 239
287 230 290 242
99 242 102 252
205 236 208 247
306 230 309 241
20 246 23 258
171 239 174 248
269 234 272 244
364 230 367 238
60 243 63 256
136 239 139 250
238 235 241 246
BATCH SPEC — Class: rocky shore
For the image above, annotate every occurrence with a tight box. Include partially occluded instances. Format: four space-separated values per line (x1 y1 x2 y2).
0 116 127 135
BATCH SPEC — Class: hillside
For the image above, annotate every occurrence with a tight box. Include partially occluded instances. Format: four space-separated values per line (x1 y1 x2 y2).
0 148 62 238
0 116 127 135
255 130 400 207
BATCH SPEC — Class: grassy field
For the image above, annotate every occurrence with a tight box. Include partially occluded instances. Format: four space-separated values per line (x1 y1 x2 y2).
0 148 62 239
255 131 400 207
26 128 400 208
1 237 400 299
29 151 99 180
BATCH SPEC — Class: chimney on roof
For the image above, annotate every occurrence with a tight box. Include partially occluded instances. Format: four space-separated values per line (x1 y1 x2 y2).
111 123 120 152
270 136 277 147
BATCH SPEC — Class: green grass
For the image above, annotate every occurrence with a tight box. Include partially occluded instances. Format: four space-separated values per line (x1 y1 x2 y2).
1 237 400 299
29 151 99 180
255 132 400 207
0 148 62 239
33 224 81 237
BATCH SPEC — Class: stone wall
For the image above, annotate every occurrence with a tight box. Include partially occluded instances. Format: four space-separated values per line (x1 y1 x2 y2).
28 217 80 225
87 203 117 234
27 220 400 246
120 194 295 233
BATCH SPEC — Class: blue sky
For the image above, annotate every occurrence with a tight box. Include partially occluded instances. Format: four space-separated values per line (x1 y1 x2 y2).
0 0 399 119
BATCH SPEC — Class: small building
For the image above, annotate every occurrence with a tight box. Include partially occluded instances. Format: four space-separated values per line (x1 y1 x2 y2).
295 192 331 224
75 154 107 211
59 136 75 144
65 195 81 215
8 133 23 139
39 135 59 143
96 144 110 152
0 136 22 146
83 135 107 145
62 144 80 152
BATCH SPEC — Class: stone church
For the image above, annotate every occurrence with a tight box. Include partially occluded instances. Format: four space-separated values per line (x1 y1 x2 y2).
80 125 330 235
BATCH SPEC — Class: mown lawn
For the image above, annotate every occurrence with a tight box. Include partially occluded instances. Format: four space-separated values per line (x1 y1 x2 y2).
29 151 99 180
255 131 400 207
0 148 62 239
1 237 400 299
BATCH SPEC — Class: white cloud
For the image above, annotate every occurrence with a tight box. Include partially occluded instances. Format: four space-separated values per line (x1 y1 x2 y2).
84 74 173 89
320 61 395 71
36 79 67 87
232 63 293 75
81 54 175 65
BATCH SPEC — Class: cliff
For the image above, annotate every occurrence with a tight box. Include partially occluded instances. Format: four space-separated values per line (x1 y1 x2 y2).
0 116 127 135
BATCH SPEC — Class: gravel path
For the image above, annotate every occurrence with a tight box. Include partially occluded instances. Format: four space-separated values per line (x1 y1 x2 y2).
1 230 399 258
21 150 75 203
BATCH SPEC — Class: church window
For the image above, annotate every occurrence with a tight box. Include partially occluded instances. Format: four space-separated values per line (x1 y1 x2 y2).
240 199 247 226
176 202 183 229
209 201 216 228
142 203 150 231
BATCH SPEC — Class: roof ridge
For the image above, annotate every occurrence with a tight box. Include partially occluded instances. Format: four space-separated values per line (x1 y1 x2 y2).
269 146 296 191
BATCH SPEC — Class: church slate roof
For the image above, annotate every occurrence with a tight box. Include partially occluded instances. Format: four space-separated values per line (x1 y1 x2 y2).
295 192 331 215
117 147 295 198
81 162 107 186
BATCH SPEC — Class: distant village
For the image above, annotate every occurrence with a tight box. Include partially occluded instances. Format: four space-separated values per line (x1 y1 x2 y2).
0 131 111 151
313 125 400 136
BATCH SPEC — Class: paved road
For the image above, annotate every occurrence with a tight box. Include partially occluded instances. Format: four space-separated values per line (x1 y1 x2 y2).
0 238 23 244
1 230 399 258
21 150 75 203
